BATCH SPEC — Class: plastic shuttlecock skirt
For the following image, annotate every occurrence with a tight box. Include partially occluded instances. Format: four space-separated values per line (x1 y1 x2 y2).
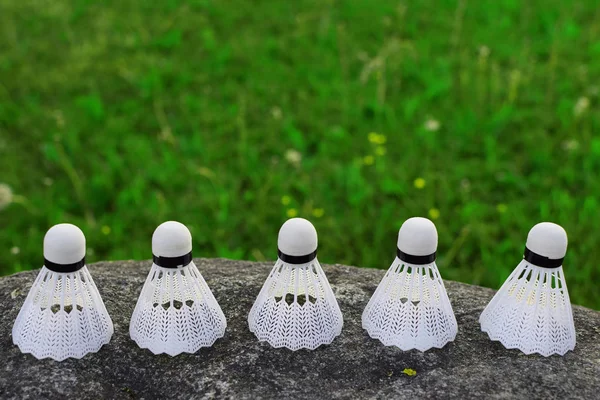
12 266 113 361
248 259 343 350
479 260 575 356
129 262 226 356
362 258 457 351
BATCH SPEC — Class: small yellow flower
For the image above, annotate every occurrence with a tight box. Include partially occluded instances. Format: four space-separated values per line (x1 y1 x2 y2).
281 195 291 206
101 225 111 235
375 146 387 156
312 208 325 218
368 132 387 145
286 208 298 218
402 368 417 376
413 177 426 189
429 208 440 220
363 155 375 165
496 203 508 213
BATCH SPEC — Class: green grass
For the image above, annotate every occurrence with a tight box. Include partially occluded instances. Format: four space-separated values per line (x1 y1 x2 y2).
1 0 599 309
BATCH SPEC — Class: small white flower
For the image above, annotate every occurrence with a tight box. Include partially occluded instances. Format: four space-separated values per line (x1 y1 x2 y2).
284 149 302 166
53 110 65 128
0 183 13 210
271 107 282 120
11 246 20 255
460 178 471 191
424 118 441 132
574 97 590 117
562 139 580 151
479 45 490 58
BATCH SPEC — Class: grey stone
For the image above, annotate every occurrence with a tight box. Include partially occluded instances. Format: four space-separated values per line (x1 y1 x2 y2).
1 259 599 399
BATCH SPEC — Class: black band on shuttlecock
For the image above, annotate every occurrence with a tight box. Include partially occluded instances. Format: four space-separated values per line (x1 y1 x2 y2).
44 257 86 273
397 248 436 265
277 249 317 264
523 247 563 268
153 252 193 268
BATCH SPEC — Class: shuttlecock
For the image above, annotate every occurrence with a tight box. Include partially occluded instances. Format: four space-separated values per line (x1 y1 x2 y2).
480 222 575 356
362 217 457 351
248 218 343 350
129 221 226 356
12 223 113 361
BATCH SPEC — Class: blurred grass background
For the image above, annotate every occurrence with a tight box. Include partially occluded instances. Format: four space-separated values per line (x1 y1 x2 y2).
1 0 599 308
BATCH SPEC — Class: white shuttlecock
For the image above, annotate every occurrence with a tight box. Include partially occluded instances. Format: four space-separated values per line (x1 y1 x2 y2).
12 224 113 361
480 222 575 356
129 221 226 356
248 218 343 350
362 217 458 351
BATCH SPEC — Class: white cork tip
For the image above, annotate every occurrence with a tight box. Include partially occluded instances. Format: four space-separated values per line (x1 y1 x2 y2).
526 222 568 259
43 223 86 265
397 217 438 256
277 218 318 256
152 221 192 257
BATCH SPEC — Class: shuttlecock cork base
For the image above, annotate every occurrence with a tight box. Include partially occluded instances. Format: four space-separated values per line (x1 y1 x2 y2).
248 218 343 350
362 217 458 351
480 222 576 356
12 224 114 361
129 221 226 356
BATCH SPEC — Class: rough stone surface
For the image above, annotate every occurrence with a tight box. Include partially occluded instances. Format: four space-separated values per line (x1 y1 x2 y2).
1 259 599 399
